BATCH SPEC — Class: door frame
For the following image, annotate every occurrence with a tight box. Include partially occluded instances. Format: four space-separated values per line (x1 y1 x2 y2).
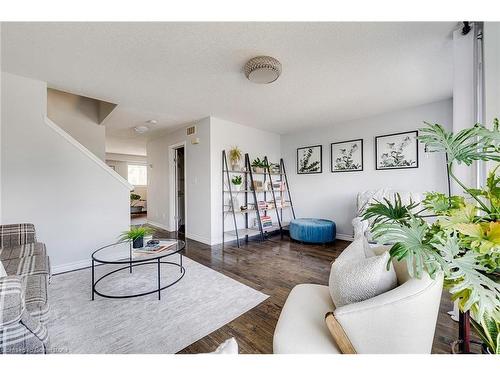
168 141 187 232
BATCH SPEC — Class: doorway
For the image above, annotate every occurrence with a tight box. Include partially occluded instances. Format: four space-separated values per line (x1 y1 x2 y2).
173 146 185 235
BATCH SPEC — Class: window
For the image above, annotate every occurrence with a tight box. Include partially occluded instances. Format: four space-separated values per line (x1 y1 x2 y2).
128 164 147 186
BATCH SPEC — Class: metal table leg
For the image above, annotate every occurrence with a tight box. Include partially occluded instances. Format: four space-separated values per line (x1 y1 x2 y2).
129 242 132 273
91 259 95 301
157 258 161 300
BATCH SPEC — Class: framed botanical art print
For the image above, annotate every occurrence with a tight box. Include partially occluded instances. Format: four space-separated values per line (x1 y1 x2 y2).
375 130 418 170
331 139 363 172
297 145 322 174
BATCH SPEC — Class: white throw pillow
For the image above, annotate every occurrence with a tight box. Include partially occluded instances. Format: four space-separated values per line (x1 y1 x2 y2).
211 337 239 354
329 239 397 307
0 259 7 277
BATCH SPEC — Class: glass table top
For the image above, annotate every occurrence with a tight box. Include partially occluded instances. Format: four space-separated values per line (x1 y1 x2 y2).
92 238 185 264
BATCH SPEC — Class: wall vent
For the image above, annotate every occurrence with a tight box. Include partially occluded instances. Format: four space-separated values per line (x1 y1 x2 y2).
186 125 196 136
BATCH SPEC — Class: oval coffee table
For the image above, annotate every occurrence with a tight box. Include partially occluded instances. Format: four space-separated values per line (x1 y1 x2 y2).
91 239 185 300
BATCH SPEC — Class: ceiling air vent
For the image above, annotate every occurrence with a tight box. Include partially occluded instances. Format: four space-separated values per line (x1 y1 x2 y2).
186 125 196 136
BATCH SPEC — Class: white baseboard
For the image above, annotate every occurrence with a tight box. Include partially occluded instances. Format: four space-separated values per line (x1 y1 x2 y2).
336 233 354 242
146 220 211 245
185 232 212 245
52 259 91 275
146 220 173 232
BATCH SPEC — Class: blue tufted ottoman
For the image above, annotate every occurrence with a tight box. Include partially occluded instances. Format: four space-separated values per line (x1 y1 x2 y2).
289 218 336 244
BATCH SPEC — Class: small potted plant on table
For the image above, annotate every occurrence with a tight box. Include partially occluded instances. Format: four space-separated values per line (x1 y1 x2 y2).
120 226 154 249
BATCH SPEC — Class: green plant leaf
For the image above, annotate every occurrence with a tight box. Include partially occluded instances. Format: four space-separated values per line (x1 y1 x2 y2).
119 226 154 241
433 235 500 319
418 123 500 166
371 218 441 278
422 192 464 215
362 193 419 226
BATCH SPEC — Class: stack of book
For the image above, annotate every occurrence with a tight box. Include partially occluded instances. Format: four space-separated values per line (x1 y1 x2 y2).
133 239 178 255
257 201 267 210
260 215 273 228
273 181 285 191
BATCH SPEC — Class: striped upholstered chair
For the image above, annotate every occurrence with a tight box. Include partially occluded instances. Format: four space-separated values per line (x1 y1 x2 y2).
0 224 51 354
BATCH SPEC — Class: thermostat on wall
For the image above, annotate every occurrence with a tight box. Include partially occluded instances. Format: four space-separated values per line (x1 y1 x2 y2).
191 137 200 145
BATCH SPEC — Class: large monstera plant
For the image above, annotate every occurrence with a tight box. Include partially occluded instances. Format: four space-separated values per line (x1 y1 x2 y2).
363 120 500 354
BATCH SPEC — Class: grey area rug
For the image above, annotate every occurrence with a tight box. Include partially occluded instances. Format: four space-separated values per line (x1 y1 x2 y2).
47 256 268 353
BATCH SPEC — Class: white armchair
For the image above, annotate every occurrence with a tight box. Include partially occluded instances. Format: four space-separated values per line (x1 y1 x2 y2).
273 245 443 354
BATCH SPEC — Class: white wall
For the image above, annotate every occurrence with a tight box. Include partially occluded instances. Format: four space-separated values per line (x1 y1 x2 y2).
281 99 453 239
484 22 500 177
147 118 211 243
0 23 2 224
147 116 282 245
1 72 131 272
47 88 106 161
106 153 148 200
484 22 500 127
452 27 477 193
106 159 128 180
210 117 282 244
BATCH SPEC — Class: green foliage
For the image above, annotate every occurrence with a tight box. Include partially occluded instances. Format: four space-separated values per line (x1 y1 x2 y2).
422 192 465 215
362 193 419 226
119 226 154 242
469 166 500 219
418 122 500 167
433 235 500 318
371 218 442 279
470 312 500 354
228 146 242 163
251 158 267 168
365 120 500 351
231 175 242 185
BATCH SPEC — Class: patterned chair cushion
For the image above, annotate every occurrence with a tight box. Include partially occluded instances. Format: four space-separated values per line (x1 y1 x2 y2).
0 242 46 261
0 224 36 248
0 276 50 354
0 309 49 354
23 275 50 323
0 323 48 354
3 255 51 278
0 276 25 326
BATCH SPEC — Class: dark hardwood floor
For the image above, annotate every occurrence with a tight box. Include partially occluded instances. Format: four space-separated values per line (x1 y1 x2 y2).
151 227 475 354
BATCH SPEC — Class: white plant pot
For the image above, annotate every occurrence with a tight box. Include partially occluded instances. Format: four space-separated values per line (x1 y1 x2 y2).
230 162 241 171
231 183 242 191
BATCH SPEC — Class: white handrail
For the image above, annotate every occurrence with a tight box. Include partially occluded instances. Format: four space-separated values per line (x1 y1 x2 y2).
44 116 133 190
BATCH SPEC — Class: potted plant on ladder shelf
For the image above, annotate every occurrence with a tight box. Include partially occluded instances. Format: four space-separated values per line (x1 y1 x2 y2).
231 175 243 191
228 146 242 171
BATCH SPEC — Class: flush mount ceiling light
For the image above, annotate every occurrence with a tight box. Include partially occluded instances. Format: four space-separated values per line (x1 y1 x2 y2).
134 125 150 134
134 120 156 134
244 56 282 84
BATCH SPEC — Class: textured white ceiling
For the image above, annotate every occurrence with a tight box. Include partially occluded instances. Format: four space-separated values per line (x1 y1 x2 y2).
1 22 456 155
